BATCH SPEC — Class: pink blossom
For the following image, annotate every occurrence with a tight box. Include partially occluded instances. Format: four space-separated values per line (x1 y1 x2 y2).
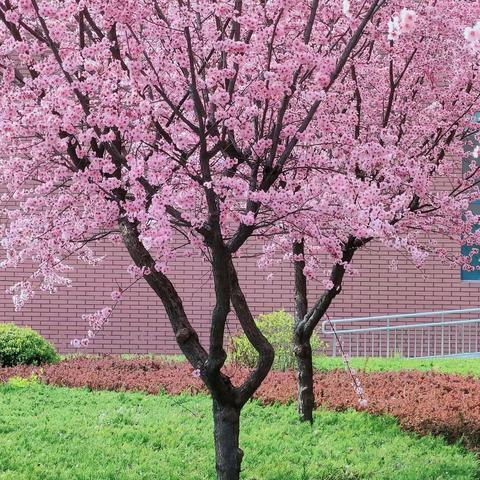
111 289 122 302
388 8 417 40
464 21 480 53
358 399 368 408
241 212 255 226
323 280 335 290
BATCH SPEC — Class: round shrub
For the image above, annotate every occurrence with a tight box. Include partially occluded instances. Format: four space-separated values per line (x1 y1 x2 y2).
228 310 327 371
0 323 59 367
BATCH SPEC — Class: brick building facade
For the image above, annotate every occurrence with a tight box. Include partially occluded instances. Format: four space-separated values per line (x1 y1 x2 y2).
1 234 477 355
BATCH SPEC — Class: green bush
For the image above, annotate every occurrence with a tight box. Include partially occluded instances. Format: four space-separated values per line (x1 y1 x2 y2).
0 323 59 367
228 310 326 371
6 373 40 388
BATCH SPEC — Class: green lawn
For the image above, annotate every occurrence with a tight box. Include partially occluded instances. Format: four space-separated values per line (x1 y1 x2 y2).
313 356 480 376
67 353 480 377
0 382 477 480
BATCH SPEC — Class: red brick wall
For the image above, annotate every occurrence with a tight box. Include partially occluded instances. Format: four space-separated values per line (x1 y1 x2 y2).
1 234 478 354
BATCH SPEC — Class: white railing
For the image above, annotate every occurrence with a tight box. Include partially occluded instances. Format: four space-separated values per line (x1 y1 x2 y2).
321 307 480 358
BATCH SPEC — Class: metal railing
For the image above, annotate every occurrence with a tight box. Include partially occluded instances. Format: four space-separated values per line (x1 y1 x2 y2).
321 307 480 358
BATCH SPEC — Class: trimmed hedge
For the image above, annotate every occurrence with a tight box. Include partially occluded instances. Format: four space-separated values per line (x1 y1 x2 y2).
0 323 59 367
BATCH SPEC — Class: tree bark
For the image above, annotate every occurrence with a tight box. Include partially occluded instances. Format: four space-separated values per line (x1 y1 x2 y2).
292 237 366 423
293 241 314 422
213 399 243 480
293 333 315 423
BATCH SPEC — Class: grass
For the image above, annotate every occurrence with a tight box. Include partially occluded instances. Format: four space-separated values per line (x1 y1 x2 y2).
0 382 478 480
62 353 480 377
312 356 480 376
60 353 186 363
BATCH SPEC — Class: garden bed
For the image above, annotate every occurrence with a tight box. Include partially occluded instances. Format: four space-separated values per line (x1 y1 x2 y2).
2 356 480 450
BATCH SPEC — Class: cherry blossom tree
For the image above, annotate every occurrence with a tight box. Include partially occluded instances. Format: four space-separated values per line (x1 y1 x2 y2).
0 0 390 477
279 3 480 422
1 0 480 477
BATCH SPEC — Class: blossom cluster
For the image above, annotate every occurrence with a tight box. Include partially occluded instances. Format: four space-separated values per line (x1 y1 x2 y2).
328 318 368 408
464 21 480 53
70 306 113 348
388 8 417 41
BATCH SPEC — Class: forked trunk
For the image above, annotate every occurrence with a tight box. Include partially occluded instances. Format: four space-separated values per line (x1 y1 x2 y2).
213 399 243 480
294 334 315 423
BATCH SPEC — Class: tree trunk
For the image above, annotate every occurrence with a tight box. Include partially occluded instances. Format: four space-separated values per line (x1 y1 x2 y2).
293 241 314 423
294 334 315 423
213 399 243 480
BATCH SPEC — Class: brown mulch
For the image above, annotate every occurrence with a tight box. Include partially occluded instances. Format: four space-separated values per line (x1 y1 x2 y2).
1 356 480 450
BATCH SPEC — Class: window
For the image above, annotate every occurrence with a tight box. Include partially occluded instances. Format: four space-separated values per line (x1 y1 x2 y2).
461 113 480 280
